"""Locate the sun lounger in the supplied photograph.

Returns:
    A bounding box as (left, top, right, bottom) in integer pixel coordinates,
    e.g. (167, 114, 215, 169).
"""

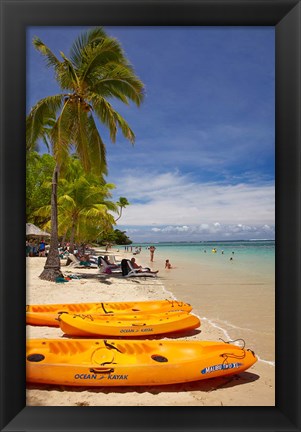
(98, 257, 122, 274)
(121, 259, 157, 278)
(67, 254, 98, 269)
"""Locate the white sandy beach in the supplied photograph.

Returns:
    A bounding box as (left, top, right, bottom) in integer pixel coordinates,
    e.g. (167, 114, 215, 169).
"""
(26, 251, 275, 406)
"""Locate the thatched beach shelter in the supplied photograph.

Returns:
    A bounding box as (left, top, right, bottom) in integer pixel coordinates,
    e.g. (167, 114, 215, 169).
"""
(26, 223, 50, 238)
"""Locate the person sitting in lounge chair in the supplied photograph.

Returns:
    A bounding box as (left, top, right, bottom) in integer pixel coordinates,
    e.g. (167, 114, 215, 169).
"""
(127, 258, 158, 276)
(98, 256, 122, 274)
(103, 255, 120, 268)
(68, 253, 98, 269)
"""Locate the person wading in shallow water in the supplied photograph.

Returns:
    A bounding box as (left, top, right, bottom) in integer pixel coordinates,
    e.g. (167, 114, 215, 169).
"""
(149, 245, 156, 262)
(165, 259, 173, 269)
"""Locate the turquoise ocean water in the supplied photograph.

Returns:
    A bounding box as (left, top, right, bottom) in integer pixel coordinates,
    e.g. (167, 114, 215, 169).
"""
(130, 240, 275, 280)
(130, 239, 274, 259)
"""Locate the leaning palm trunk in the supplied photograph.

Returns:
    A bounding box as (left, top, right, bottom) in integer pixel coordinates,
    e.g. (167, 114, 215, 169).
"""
(39, 164, 63, 281)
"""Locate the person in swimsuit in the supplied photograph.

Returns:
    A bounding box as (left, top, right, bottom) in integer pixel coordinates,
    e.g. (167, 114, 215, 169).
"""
(149, 245, 156, 262)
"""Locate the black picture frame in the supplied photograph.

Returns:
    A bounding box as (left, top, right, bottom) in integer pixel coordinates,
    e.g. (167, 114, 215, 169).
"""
(1, 1, 300, 431)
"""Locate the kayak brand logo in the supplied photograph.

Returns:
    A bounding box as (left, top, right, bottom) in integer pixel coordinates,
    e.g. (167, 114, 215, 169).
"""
(74, 373, 128, 381)
(120, 328, 153, 333)
(201, 362, 243, 375)
(74, 373, 99, 380)
(107, 374, 128, 380)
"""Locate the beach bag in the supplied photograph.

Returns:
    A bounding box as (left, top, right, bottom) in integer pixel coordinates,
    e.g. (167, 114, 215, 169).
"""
(121, 259, 129, 276)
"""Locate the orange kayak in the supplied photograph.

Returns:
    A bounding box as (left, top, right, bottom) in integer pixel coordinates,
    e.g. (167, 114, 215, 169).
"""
(26, 338, 257, 386)
(58, 311, 200, 337)
(26, 300, 192, 327)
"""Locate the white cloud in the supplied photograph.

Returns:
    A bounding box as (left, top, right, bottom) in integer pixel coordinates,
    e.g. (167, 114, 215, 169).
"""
(113, 171, 275, 229)
(118, 222, 275, 242)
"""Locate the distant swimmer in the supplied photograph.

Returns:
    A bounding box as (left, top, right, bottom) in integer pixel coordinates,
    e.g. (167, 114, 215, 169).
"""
(165, 259, 172, 269)
(230, 257, 233, 261)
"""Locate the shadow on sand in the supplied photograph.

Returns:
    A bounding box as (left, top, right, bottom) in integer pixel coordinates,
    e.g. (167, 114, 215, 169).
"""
(26, 371, 259, 397)
(63, 267, 160, 285)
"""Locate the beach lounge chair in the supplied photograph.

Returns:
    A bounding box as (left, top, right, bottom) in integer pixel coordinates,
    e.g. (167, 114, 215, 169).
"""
(108, 254, 122, 265)
(67, 254, 98, 269)
(121, 259, 157, 278)
(98, 257, 122, 274)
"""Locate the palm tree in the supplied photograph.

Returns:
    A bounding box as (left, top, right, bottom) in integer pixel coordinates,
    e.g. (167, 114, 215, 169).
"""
(26, 27, 144, 280)
(57, 174, 117, 253)
(115, 197, 130, 222)
(35, 158, 118, 253)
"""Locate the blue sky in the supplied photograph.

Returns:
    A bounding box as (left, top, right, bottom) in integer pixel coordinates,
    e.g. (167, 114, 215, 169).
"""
(27, 26, 275, 242)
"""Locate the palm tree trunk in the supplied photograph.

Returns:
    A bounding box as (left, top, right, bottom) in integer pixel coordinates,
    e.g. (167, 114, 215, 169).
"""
(114, 208, 122, 223)
(39, 163, 63, 281)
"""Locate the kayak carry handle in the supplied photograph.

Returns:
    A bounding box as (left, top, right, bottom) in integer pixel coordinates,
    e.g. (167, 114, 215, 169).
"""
(56, 311, 69, 321)
(131, 323, 146, 326)
(89, 367, 114, 374)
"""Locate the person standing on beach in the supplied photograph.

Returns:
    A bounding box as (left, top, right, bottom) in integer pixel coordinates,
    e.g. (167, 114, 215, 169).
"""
(149, 245, 156, 262)
(38, 239, 46, 257)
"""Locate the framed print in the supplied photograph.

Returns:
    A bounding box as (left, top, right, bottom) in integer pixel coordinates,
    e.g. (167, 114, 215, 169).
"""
(1, 0, 300, 431)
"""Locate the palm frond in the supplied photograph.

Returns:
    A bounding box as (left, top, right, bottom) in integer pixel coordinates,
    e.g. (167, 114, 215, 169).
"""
(89, 63, 145, 106)
(26, 95, 64, 151)
(86, 113, 108, 176)
(50, 100, 74, 168)
(58, 51, 80, 91)
(71, 102, 91, 171)
(91, 96, 135, 144)
(33, 205, 52, 218)
(79, 37, 128, 86)
(81, 206, 115, 223)
(69, 27, 108, 67)
(58, 194, 76, 207)
(33, 37, 61, 72)
(103, 200, 118, 212)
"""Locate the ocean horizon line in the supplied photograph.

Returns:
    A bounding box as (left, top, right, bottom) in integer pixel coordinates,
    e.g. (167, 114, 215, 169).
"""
(125, 239, 275, 245)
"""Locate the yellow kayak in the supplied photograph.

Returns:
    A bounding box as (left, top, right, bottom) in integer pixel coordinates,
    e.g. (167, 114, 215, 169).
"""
(26, 299, 192, 327)
(26, 338, 257, 386)
(58, 311, 200, 337)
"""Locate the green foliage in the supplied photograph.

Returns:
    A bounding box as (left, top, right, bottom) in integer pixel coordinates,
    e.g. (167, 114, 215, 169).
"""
(26, 152, 55, 224)
(32, 155, 122, 245)
(100, 229, 132, 245)
(113, 229, 132, 245)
